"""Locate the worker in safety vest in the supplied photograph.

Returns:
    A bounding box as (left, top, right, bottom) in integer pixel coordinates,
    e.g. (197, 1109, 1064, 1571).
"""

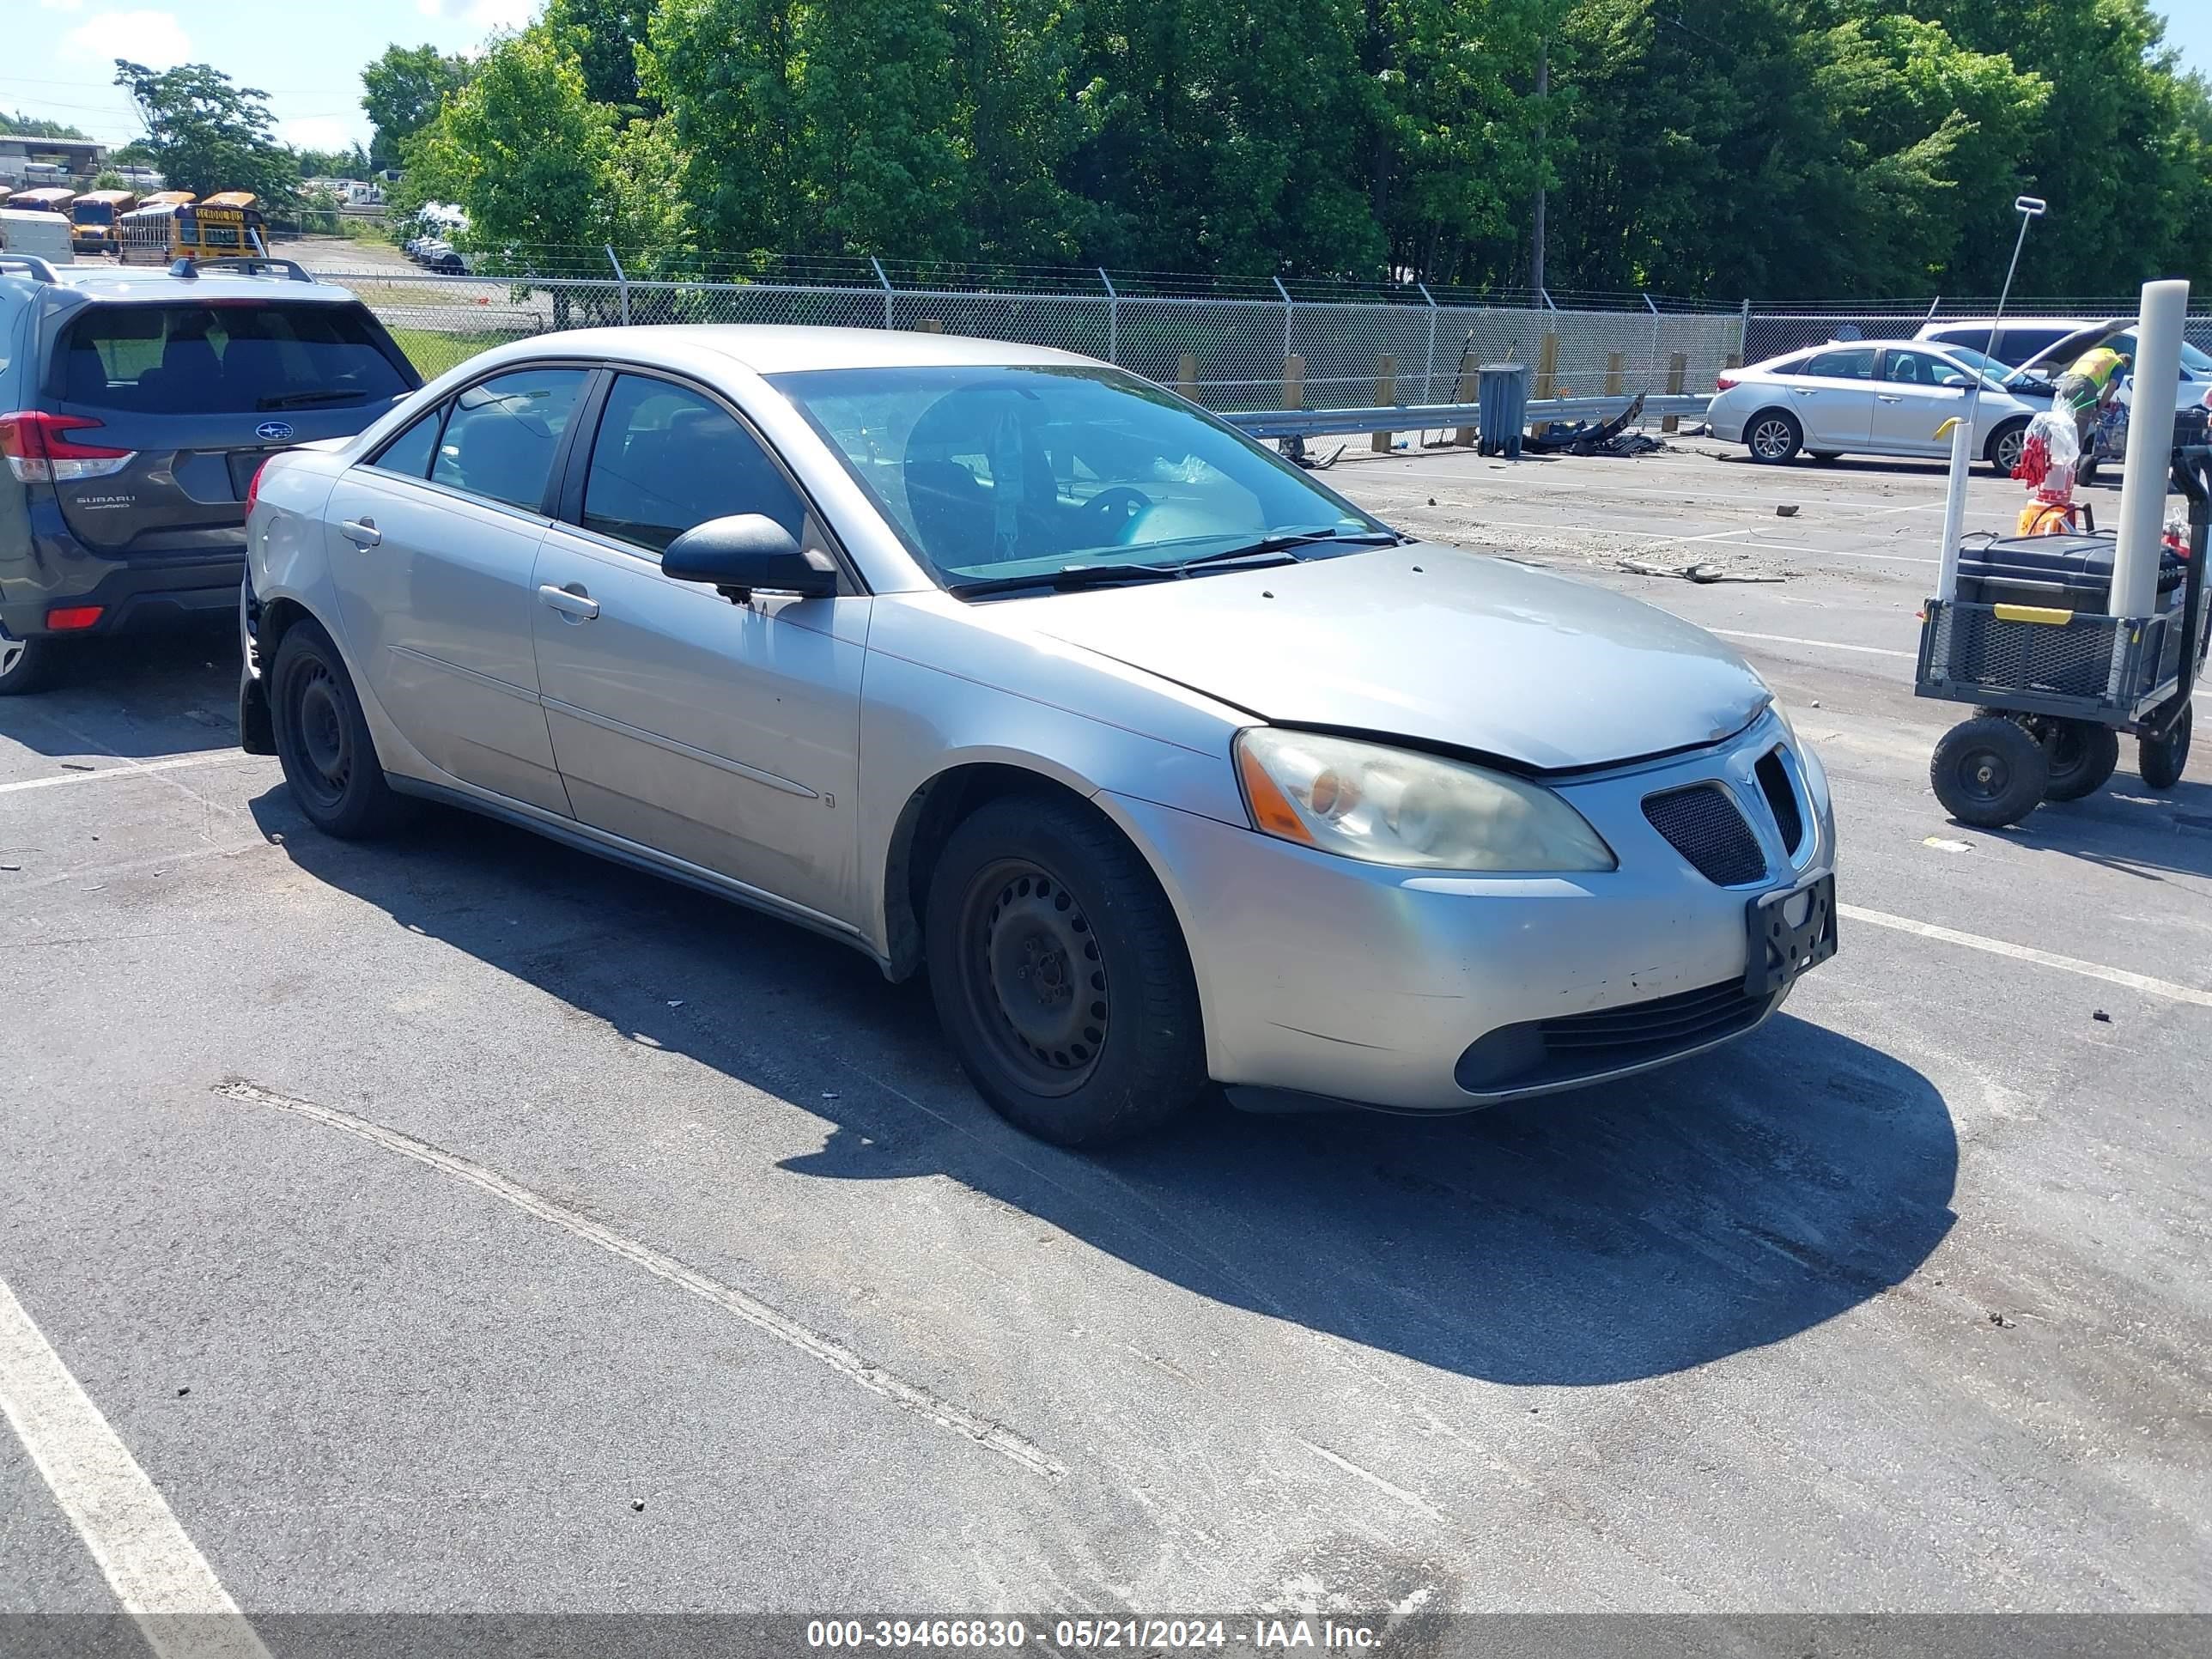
(2052, 344, 2130, 450)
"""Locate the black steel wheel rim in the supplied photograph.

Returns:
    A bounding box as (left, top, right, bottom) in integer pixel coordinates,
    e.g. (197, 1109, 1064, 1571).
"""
(2046, 723, 2088, 780)
(1954, 743, 2014, 804)
(285, 660, 351, 809)
(1750, 418, 1793, 459)
(962, 858, 1109, 1096)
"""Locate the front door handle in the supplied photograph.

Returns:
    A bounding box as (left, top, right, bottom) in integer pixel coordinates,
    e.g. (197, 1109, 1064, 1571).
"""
(339, 518, 380, 547)
(538, 582, 599, 622)
(1876, 393, 1904, 403)
(1790, 387, 1816, 397)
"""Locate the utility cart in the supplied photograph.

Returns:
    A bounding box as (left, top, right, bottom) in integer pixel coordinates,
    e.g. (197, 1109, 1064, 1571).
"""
(1917, 445, 2207, 826)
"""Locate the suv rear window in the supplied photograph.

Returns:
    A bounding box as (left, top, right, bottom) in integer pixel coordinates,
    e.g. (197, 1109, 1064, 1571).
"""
(56, 301, 413, 414)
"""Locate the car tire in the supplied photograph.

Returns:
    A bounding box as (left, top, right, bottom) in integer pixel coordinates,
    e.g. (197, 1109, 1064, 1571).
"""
(925, 793, 1207, 1147)
(2137, 704, 2192, 792)
(0, 626, 59, 697)
(2041, 719, 2120, 801)
(1986, 419, 2031, 477)
(1746, 410, 1802, 464)
(1808, 450, 1841, 464)
(1931, 715, 2048, 827)
(270, 619, 410, 839)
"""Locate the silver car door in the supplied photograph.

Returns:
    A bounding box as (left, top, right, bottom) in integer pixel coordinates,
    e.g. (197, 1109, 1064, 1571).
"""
(320, 364, 592, 815)
(1793, 345, 1880, 450)
(1870, 347, 1962, 454)
(528, 369, 868, 926)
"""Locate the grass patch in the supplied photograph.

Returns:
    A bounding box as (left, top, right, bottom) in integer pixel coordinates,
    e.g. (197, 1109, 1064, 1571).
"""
(385, 325, 533, 379)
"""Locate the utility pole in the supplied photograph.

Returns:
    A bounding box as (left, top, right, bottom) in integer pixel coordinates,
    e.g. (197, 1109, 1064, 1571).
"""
(1530, 38, 1548, 295)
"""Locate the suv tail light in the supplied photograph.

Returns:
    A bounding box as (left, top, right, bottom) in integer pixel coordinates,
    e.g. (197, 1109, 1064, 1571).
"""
(1715, 375, 1739, 392)
(0, 411, 136, 483)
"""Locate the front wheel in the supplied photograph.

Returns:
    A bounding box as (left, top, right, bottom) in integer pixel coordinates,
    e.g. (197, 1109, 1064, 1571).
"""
(1746, 410, 1802, 464)
(925, 795, 1208, 1146)
(270, 619, 410, 839)
(0, 625, 59, 697)
(1931, 715, 2048, 828)
(1986, 421, 2030, 478)
(2138, 704, 2192, 791)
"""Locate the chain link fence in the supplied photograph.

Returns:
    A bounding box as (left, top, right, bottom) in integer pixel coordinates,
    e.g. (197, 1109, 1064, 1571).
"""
(315, 248, 1747, 417)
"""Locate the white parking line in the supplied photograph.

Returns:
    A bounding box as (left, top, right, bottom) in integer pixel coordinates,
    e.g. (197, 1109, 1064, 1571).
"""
(212, 1080, 1066, 1480)
(1708, 629, 1917, 659)
(0, 754, 242, 795)
(1840, 905, 2212, 1009)
(0, 1276, 270, 1659)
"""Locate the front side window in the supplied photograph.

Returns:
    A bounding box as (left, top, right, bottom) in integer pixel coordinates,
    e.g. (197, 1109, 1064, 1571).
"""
(1802, 348, 1877, 380)
(581, 374, 806, 554)
(57, 301, 414, 414)
(769, 364, 1381, 586)
(369, 407, 442, 479)
(1881, 349, 1957, 387)
(430, 367, 587, 513)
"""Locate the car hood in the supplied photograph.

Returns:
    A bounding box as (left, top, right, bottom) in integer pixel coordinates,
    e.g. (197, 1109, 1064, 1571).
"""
(1026, 545, 1771, 770)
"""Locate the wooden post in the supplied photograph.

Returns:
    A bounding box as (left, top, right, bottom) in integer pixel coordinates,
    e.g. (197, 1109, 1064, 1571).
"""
(1605, 351, 1624, 398)
(1282, 354, 1306, 409)
(1371, 353, 1397, 453)
(1534, 332, 1560, 402)
(1452, 338, 1480, 447)
(1662, 349, 1686, 433)
(1177, 351, 1198, 401)
(915, 318, 943, 333)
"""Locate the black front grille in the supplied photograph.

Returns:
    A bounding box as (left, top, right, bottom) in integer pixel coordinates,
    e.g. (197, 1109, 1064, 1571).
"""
(1455, 979, 1771, 1094)
(1755, 748, 1804, 857)
(1643, 783, 1766, 885)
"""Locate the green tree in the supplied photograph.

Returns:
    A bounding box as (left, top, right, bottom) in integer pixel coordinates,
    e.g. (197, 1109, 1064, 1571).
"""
(549, 0, 659, 112)
(90, 169, 132, 191)
(2, 112, 89, 140)
(294, 142, 373, 179)
(362, 43, 473, 172)
(112, 60, 299, 208)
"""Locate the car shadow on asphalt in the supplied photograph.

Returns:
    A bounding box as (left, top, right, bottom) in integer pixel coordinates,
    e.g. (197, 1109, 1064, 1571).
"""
(251, 788, 1960, 1391)
(0, 622, 240, 760)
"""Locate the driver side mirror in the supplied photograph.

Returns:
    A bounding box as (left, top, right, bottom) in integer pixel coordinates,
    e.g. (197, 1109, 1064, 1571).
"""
(1938, 373, 1971, 388)
(662, 514, 837, 603)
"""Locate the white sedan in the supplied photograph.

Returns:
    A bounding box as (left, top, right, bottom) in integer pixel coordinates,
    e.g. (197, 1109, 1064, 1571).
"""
(1708, 340, 2043, 472)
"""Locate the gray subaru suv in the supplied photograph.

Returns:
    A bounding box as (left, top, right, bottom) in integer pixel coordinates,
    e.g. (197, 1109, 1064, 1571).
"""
(0, 253, 421, 694)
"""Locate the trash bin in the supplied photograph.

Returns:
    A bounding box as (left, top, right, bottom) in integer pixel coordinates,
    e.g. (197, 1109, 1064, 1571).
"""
(1478, 362, 1528, 459)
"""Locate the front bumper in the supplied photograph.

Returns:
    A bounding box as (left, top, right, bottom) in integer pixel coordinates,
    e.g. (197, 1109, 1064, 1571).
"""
(1108, 709, 1835, 1114)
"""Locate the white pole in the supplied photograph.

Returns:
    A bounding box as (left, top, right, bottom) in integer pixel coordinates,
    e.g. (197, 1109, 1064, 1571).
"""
(2112, 277, 2189, 618)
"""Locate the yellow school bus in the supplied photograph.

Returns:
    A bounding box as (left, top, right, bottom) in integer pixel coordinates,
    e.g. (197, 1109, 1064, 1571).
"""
(118, 191, 265, 264)
(70, 189, 138, 255)
(6, 186, 77, 216)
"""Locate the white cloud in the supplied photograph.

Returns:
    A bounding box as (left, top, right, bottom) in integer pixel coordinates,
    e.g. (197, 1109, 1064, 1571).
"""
(416, 0, 537, 28)
(39, 0, 87, 13)
(279, 116, 362, 157)
(60, 9, 191, 70)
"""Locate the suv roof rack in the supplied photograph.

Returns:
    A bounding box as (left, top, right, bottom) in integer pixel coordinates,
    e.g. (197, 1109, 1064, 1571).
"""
(0, 254, 60, 283)
(167, 256, 316, 284)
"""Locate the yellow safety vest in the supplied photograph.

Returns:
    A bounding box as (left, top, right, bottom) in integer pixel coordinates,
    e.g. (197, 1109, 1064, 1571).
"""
(2068, 347, 2126, 394)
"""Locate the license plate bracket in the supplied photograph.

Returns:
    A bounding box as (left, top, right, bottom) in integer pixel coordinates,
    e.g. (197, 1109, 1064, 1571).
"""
(1745, 872, 1837, 995)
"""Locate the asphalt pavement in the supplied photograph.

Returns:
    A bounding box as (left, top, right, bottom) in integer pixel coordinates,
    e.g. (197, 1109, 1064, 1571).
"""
(2, 436, 2208, 1633)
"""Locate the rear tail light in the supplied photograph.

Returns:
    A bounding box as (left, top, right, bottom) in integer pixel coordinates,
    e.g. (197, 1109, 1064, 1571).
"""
(245, 459, 270, 514)
(0, 411, 136, 483)
(46, 605, 104, 630)
(1715, 375, 1739, 392)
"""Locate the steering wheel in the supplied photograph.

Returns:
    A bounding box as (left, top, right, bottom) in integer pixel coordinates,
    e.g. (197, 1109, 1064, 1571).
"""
(1084, 486, 1152, 539)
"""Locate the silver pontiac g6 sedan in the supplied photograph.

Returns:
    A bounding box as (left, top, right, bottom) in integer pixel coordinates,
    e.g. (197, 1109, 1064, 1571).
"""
(240, 326, 1837, 1146)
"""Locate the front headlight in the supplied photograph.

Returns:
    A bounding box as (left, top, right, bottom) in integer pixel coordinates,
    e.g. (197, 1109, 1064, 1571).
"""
(1235, 728, 1616, 872)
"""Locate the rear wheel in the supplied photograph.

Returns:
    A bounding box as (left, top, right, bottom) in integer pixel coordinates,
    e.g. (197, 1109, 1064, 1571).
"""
(0, 625, 58, 697)
(2138, 704, 2192, 791)
(1746, 410, 1802, 464)
(1931, 715, 2048, 828)
(925, 794, 1207, 1146)
(2041, 719, 2120, 801)
(270, 619, 410, 838)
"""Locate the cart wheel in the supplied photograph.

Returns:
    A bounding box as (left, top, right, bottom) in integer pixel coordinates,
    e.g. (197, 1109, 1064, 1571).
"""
(2137, 704, 2192, 792)
(1931, 716, 2049, 827)
(2042, 720, 2121, 802)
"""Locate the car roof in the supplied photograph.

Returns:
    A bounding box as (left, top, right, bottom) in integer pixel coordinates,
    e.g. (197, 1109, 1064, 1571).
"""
(459, 323, 1098, 378)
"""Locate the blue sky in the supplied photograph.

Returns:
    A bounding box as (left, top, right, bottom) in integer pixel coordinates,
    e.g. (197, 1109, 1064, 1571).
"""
(3, 0, 2210, 162)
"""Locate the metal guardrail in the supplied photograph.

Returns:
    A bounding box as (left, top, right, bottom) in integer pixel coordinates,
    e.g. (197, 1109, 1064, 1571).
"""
(1224, 393, 1714, 441)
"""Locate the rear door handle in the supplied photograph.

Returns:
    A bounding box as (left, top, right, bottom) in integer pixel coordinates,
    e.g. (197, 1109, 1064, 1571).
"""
(339, 518, 380, 547)
(1790, 387, 1816, 397)
(1876, 393, 1904, 403)
(538, 583, 599, 622)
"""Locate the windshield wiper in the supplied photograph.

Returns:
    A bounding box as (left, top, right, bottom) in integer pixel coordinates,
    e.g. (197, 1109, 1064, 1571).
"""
(1183, 526, 1401, 566)
(946, 562, 1185, 598)
(257, 389, 368, 410)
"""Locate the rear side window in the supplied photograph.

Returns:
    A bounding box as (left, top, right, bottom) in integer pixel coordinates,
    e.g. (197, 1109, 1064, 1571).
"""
(1802, 348, 1876, 380)
(57, 301, 414, 415)
(431, 367, 587, 513)
(580, 374, 806, 554)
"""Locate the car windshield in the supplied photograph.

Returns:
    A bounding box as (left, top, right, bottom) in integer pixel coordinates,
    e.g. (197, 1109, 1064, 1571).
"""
(58, 301, 414, 414)
(768, 363, 1386, 590)
(1940, 344, 2010, 382)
